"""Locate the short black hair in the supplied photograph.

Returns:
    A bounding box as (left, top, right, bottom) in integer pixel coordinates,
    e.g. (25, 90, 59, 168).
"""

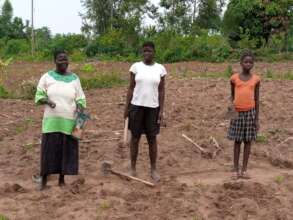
(53, 49, 67, 60)
(240, 49, 255, 62)
(142, 41, 155, 50)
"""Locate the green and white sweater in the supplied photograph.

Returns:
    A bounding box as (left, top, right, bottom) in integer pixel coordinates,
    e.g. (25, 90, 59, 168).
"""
(35, 70, 86, 135)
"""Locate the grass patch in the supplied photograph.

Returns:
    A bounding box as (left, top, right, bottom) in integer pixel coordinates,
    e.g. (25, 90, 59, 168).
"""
(19, 79, 37, 100)
(15, 118, 34, 134)
(0, 84, 9, 98)
(275, 175, 285, 185)
(96, 200, 111, 220)
(81, 72, 126, 90)
(265, 69, 274, 79)
(282, 71, 293, 80)
(80, 63, 95, 73)
(256, 134, 268, 143)
(0, 215, 9, 220)
(224, 65, 233, 78)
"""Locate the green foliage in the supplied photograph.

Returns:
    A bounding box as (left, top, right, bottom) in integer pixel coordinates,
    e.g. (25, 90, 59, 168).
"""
(0, 84, 9, 98)
(80, 63, 95, 73)
(0, 215, 9, 220)
(256, 134, 268, 143)
(275, 175, 285, 184)
(70, 50, 87, 62)
(223, 0, 293, 48)
(0, 0, 292, 63)
(50, 34, 87, 54)
(80, 72, 126, 90)
(4, 39, 30, 55)
(196, 0, 221, 31)
(15, 118, 34, 134)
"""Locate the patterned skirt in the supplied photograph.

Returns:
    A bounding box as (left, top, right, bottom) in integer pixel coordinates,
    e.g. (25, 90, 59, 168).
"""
(228, 108, 257, 142)
(40, 132, 79, 176)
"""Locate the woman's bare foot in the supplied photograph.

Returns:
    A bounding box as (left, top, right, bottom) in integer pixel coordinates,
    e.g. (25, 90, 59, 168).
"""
(151, 169, 160, 182)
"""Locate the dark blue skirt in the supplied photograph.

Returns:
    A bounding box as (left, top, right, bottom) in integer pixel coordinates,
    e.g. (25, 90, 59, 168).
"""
(40, 132, 79, 176)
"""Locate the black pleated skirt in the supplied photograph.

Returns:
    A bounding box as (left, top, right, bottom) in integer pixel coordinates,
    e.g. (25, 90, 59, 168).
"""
(40, 132, 79, 176)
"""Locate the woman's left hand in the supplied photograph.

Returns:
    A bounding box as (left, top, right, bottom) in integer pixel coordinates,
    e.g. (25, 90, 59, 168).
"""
(158, 111, 166, 127)
(76, 104, 84, 113)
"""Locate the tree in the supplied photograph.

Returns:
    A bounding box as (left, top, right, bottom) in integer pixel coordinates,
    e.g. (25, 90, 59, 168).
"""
(158, 0, 194, 34)
(196, 0, 222, 31)
(0, 0, 26, 39)
(223, 0, 293, 48)
(0, 0, 13, 38)
(81, 0, 149, 36)
(81, 0, 112, 36)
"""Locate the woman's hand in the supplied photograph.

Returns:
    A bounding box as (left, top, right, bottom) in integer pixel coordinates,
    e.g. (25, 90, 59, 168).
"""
(47, 100, 56, 108)
(76, 103, 84, 113)
(158, 111, 166, 127)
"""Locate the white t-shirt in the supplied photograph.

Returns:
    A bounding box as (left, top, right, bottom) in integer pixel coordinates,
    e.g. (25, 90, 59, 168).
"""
(129, 61, 167, 108)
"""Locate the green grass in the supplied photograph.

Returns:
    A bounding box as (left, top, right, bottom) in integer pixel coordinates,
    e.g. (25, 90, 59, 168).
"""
(80, 63, 96, 73)
(0, 215, 9, 220)
(0, 84, 9, 98)
(15, 118, 34, 134)
(174, 70, 293, 81)
(256, 134, 268, 143)
(265, 69, 274, 79)
(96, 200, 111, 220)
(81, 72, 126, 90)
(275, 175, 285, 185)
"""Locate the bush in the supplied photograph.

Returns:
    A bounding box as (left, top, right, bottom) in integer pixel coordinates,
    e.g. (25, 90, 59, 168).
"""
(0, 84, 9, 98)
(4, 39, 30, 56)
(80, 72, 126, 90)
(70, 50, 87, 62)
(80, 63, 95, 73)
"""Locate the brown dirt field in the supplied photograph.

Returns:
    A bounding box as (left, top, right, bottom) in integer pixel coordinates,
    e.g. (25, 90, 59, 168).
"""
(0, 61, 293, 220)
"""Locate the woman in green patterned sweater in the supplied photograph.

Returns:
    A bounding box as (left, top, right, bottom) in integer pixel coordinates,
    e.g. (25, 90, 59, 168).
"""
(35, 50, 86, 190)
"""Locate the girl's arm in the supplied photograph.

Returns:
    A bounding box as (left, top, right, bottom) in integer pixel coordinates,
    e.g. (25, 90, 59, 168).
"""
(255, 82, 260, 130)
(230, 81, 235, 103)
(124, 72, 136, 119)
(158, 76, 165, 123)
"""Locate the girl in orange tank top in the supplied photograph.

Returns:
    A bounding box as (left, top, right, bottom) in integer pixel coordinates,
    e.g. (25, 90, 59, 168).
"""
(227, 50, 260, 180)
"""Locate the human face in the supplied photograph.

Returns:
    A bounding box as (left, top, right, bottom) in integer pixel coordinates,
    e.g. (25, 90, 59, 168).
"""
(55, 53, 69, 73)
(143, 46, 155, 64)
(241, 56, 254, 73)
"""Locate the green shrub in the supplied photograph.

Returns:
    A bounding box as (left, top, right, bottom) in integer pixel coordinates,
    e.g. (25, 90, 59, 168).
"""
(70, 50, 87, 62)
(4, 39, 30, 56)
(256, 134, 268, 143)
(80, 63, 95, 73)
(0, 84, 9, 98)
(80, 73, 126, 90)
(0, 214, 9, 220)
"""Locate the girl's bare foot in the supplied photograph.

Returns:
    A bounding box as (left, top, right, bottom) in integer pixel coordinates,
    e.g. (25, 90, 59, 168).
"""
(240, 171, 251, 179)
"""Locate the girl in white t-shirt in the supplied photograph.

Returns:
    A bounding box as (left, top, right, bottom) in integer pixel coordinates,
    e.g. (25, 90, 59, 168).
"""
(124, 42, 167, 182)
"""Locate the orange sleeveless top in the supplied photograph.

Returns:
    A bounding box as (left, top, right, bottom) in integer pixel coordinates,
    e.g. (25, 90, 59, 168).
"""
(231, 73, 260, 112)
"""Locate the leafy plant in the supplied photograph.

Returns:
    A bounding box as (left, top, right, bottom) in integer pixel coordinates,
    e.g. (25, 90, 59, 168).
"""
(80, 63, 95, 73)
